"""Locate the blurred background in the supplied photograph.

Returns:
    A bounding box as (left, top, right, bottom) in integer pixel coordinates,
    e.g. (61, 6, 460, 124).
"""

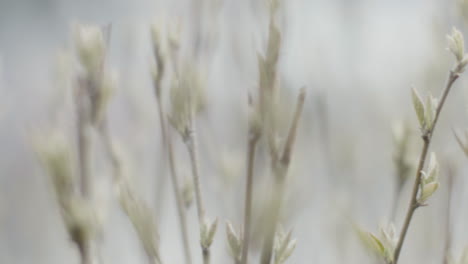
(2, 0, 468, 263)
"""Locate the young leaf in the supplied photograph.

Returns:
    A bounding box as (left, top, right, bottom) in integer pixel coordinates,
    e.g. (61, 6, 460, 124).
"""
(411, 87, 426, 129)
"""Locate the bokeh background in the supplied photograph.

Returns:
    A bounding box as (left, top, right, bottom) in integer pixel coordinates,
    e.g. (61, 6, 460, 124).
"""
(2, 0, 468, 263)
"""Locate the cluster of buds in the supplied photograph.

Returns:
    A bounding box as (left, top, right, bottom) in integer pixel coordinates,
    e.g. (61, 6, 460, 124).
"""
(168, 76, 192, 140)
(117, 178, 162, 263)
(447, 27, 468, 74)
(168, 64, 206, 141)
(273, 226, 297, 264)
(411, 86, 438, 134)
(74, 24, 116, 125)
(257, 15, 280, 122)
(35, 131, 99, 251)
(225, 220, 243, 262)
(74, 24, 105, 75)
(357, 223, 398, 264)
(200, 217, 218, 250)
(379, 224, 398, 262)
(418, 153, 440, 205)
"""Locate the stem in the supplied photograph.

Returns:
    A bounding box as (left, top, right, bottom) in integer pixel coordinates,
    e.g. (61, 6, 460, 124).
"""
(185, 120, 211, 263)
(259, 88, 306, 264)
(203, 248, 210, 264)
(148, 255, 162, 264)
(186, 121, 205, 223)
(160, 102, 193, 264)
(78, 239, 92, 264)
(150, 27, 191, 263)
(259, 181, 285, 264)
(392, 71, 459, 264)
(98, 120, 120, 182)
(241, 132, 260, 264)
(155, 94, 192, 264)
(75, 78, 94, 264)
(443, 164, 455, 264)
(76, 81, 92, 197)
(152, 29, 168, 222)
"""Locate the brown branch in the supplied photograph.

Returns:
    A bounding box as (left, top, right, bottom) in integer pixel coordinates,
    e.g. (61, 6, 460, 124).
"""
(240, 130, 260, 264)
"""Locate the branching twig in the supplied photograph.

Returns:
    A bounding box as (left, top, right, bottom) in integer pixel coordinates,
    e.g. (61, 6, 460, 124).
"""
(150, 23, 192, 264)
(156, 98, 193, 264)
(184, 120, 211, 264)
(392, 70, 459, 264)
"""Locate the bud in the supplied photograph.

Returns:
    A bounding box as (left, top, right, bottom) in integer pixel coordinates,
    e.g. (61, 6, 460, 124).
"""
(226, 221, 242, 262)
(411, 86, 426, 130)
(62, 196, 98, 246)
(168, 76, 191, 139)
(34, 131, 74, 203)
(448, 27, 466, 62)
(117, 179, 161, 261)
(355, 224, 395, 263)
(418, 152, 440, 204)
(419, 181, 439, 203)
(181, 178, 194, 208)
(200, 217, 218, 249)
(424, 93, 437, 129)
(380, 223, 397, 261)
(460, 57, 468, 72)
(274, 227, 297, 264)
(425, 152, 439, 183)
(150, 23, 167, 97)
(74, 24, 105, 74)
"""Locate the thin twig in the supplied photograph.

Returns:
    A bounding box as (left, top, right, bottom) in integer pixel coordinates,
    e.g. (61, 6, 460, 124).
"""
(76, 79, 92, 197)
(150, 24, 192, 263)
(240, 131, 260, 264)
(185, 119, 210, 264)
(443, 162, 456, 264)
(74, 75, 93, 264)
(157, 100, 193, 264)
(78, 240, 93, 264)
(202, 248, 210, 264)
(392, 71, 459, 264)
(260, 88, 306, 264)
(259, 182, 285, 264)
(98, 119, 121, 182)
(186, 121, 205, 223)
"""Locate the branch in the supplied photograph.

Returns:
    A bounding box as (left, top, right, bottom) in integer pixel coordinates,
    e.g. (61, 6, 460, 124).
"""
(260, 88, 306, 264)
(392, 70, 459, 264)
